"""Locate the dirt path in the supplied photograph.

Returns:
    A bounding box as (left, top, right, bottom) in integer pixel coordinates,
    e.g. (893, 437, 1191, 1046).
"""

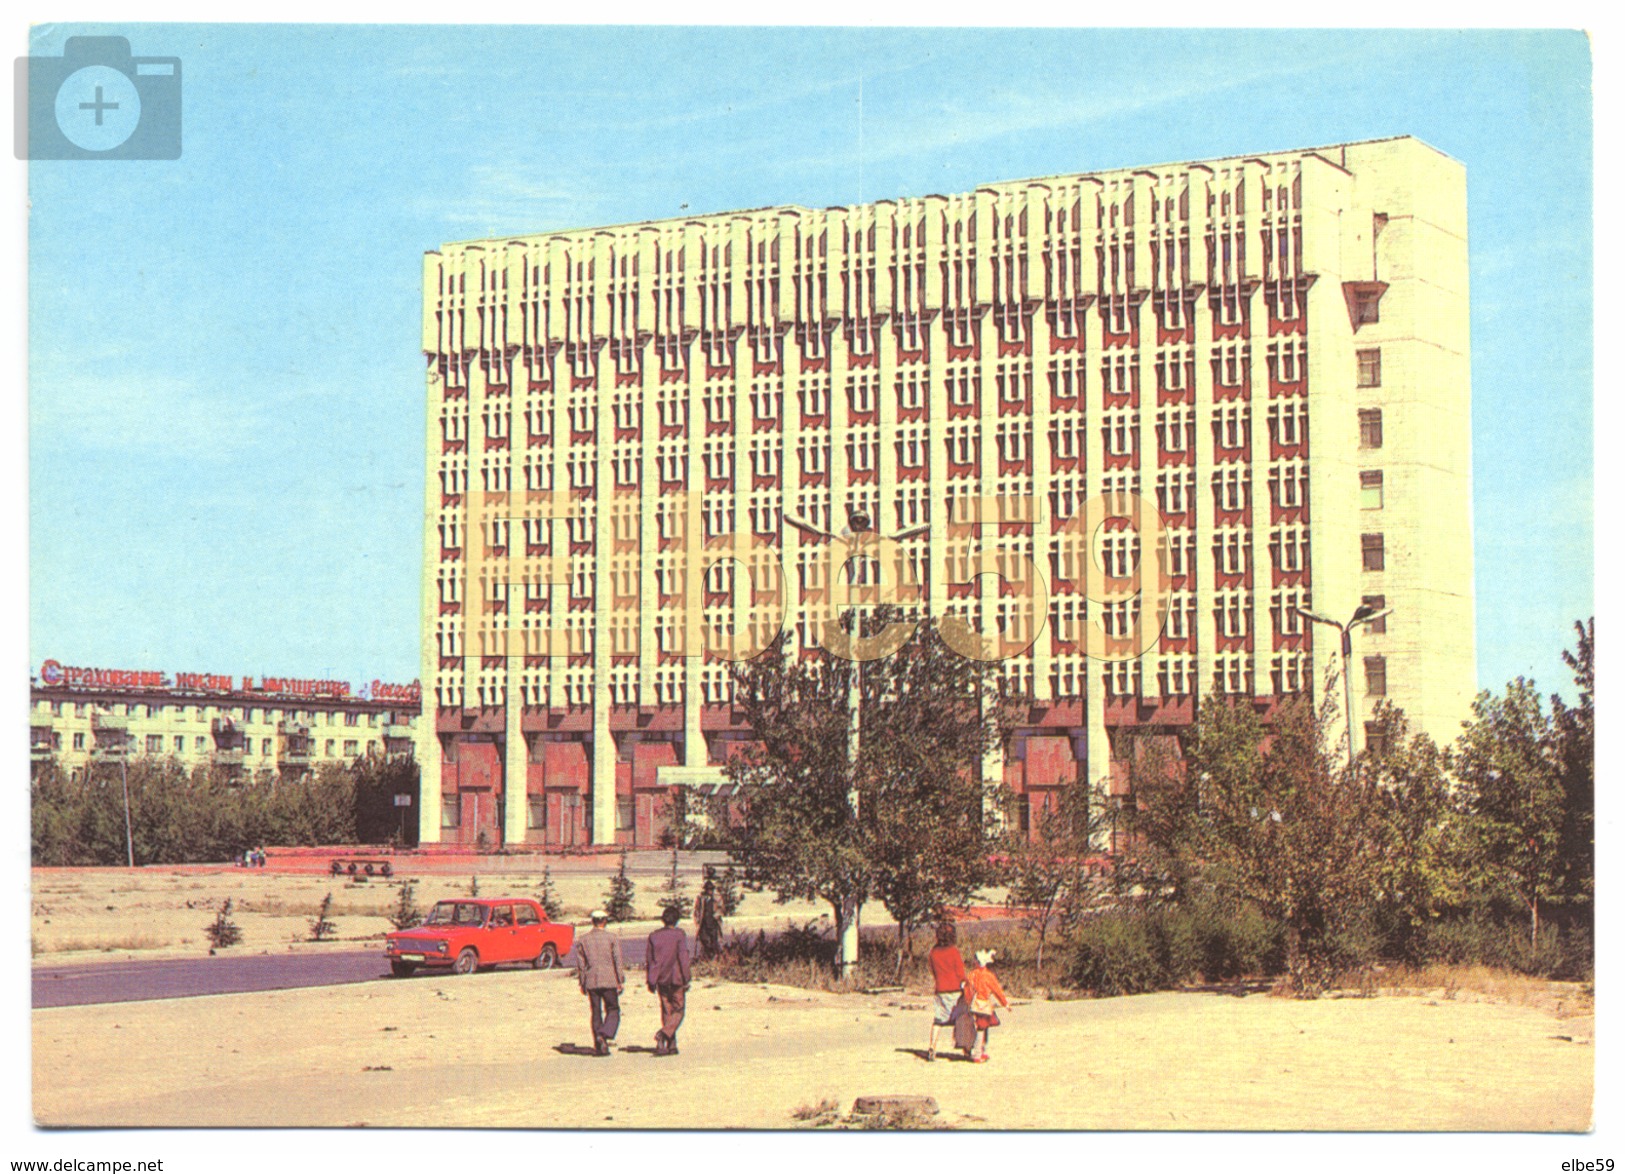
(33, 968, 1591, 1131)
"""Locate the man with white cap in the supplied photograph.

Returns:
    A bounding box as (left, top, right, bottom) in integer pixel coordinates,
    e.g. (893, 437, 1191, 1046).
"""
(575, 909, 625, 1056)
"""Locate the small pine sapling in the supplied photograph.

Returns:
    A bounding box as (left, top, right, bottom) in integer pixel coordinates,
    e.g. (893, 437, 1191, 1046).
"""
(536, 865, 564, 921)
(390, 879, 422, 930)
(204, 898, 242, 949)
(309, 892, 337, 942)
(602, 850, 637, 922)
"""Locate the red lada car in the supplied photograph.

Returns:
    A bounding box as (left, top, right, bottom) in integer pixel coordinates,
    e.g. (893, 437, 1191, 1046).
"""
(384, 897, 575, 978)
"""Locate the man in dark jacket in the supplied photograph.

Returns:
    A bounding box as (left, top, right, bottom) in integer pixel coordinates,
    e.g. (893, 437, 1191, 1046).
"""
(645, 904, 691, 1055)
(575, 910, 625, 1056)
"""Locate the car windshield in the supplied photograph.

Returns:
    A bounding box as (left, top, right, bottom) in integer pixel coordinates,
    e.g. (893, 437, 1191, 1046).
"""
(423, 901, 486, 927)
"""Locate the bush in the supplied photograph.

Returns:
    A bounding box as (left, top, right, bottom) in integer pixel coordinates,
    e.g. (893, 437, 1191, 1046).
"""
(1419, 914, 1593, 981)
(389, 880, 422, 930)
(1069, 900, 1286, 997)
(1069, 912, 1167, 997)
(602, 851, 637, 922)
(309, 892, 337, 942)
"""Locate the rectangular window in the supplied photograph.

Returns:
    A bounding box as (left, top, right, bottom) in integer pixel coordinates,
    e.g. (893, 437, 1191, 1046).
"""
(528, 794, 547, 831)
(73, 732, 86, 751)
(1356, 349, 1382, 388)
(262, 738, 273, 755)
(441, 795, 460, 829)
(344, 739, 359, 757)
(1358, 409, 1384, 449)
(345, 712, 359, 727)
(174, 735, 184, 754)
(617, 798, 634, 832)
(325, 739, 336, 756)
(1361, 595, 1387, 634)
(146, 735, 163, 754)
(1364, 656, 1388, 697)
(1360, 470, 1384, 510)
(1364, 721, 1390, 757)
(195, 736, 207, 752)
(1362, 533, 1385, 572)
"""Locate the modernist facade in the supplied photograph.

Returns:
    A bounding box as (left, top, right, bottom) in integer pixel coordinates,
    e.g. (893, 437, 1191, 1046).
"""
(30, 660, 420, 780)
(418, 135, 1475, 849)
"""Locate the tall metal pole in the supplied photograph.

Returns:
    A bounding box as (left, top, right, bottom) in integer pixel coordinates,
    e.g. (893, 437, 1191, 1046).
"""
(120, 752, 134, 868)
(1297, 605, 1392, 772)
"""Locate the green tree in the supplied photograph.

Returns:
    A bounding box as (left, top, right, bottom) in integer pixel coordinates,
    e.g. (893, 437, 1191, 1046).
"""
(602, 850, 637, 922)
(1359, 702, 1472, 957)
(1000, 779, 1112, 975)
(205, 899, 242, 949)
(725, 613, 1009, 976)
(1549, 619, 1594, 912)
(1452, 677, 1569, 948)
(1131, 691, 1391, 995)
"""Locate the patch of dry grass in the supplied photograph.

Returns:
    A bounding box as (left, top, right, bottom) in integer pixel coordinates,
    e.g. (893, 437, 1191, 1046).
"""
(1374, 962, 1594, 1016)
(34, 933, 171, 955)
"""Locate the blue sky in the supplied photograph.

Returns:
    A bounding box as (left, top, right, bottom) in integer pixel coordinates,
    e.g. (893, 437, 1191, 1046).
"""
(27, 25, 1593, 699)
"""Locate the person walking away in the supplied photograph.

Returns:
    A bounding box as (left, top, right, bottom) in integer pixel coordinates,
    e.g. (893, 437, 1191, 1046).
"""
(694, 878, 723, 960)
(964, 949, 1011, 1063)
(925, 921, 967, 1062)
(574, 910, 625, 1056)
(646, 904, 691, 1055)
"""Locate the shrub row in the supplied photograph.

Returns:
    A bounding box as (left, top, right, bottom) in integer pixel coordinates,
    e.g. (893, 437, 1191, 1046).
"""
(1068, 899, 1283, 996)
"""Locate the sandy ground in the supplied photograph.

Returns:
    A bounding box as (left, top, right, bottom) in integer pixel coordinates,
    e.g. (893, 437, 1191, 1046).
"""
(28, 863, 1595, 1131)
(33, 969, 1592, 1130)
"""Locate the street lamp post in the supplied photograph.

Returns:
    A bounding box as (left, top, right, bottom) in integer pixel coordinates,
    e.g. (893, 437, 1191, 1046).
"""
(1296, 603, 1393, 770)
(783, 506, 928, 978)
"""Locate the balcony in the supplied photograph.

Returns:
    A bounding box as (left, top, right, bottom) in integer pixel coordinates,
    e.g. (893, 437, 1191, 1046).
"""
(30, 728, 58, 759)
(213, 749, 246, 766)
(382, 722, 413, 741)
(89, 737, 131, 760)
(91, 710, 130, 732)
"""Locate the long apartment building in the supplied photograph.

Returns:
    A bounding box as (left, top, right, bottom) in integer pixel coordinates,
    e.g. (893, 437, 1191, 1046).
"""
(418, 135, 1475, 849)
(31, 659, 421, 780)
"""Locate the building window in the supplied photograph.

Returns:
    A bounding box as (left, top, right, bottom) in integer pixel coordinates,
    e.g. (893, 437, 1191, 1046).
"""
(325, 739, 336, 756)
(1364, 721, 1391, 757)
(75, 703, 86, 716)
(1364, 655, 1388, 697)
(344, 739, 359, 757)
(441, 796, 460, 829)
(1358, 409, 1384, 449)
(195, 736, 207, 752)
(345, 712, 359, 727)
(145, 735, 163, 754)
(262, 738, 273, 755)
(617, 798, 634, 832)
(1357, 349, 1382, 388)
(1361, 595, 1387, 634)
(1352, 290, 1381, 326)
(1362, 533, 1385, 572)
(528, 795, 547, 831)
(73, 733, 85, 750)
(1360, 470, 1384, 510)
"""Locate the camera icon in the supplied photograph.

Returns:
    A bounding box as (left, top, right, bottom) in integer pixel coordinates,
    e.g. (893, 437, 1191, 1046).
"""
(15, 35, 181, 160)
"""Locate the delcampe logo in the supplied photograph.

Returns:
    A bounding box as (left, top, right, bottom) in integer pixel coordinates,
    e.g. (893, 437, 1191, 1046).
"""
(15, 35, 181, 159)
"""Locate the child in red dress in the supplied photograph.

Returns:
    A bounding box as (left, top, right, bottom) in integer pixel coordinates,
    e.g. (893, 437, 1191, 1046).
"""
(963, 948, 1011, 1063)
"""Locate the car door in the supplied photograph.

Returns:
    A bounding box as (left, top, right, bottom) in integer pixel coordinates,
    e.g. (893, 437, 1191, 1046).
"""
(511, 901, 544, 961)
(485, 902, 519, 962)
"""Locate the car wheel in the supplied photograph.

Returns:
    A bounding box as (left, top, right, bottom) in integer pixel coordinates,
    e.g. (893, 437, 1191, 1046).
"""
(533, 943, 559, 970)
(390, 961, 417, 978)
(453, 948, 478, 975)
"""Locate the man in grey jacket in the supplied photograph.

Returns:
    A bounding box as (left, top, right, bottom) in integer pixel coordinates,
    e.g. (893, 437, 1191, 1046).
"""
(645, 904, 691, 1056)
(575, 910, 625, 1056)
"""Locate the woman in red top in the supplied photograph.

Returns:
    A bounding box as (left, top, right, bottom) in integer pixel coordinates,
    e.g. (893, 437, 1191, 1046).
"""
(925, 921, 967, 1062)
(964, 948, 1011, 1063)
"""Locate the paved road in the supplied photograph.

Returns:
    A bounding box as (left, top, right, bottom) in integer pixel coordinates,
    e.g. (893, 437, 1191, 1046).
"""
(32, 936, 651, 1009)
(33, 916, 1022, 1009)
